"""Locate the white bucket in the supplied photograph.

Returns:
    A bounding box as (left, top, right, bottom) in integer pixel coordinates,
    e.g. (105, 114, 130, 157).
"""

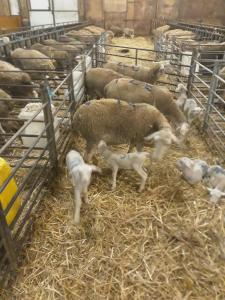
(72, 70, 85, 102)
(18, 103, 60, 148)
(86, 55, 92, 71)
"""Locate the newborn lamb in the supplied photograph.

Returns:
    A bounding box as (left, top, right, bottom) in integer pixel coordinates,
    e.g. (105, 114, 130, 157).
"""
(98, 140, 150, 192)
(66, 150, 101, 224)
(176, 157, 208, 185)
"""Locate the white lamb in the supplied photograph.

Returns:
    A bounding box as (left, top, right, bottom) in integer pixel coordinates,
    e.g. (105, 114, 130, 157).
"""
(204, 165, 225, 204)
(98, 140, 150, 192)
(176, 157, 208, 185)
(207, 188, 225, 204)
(183, 98, 203, 125)
(175, 83, 187, 109)
(66, 150, 101, 224)
(175, 83, 203, 124)
(204, 165, 225, 190)
(123, 28, 135, 39)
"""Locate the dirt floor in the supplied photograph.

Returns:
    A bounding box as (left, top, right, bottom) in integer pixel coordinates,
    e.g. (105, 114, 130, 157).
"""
(1, 37, 225, 300)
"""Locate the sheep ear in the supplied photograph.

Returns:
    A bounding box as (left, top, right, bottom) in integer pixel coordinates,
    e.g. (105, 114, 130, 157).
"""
(207, 187, 213, 193)
(171, 133, 180, 144)
(145, 132, 158, 141)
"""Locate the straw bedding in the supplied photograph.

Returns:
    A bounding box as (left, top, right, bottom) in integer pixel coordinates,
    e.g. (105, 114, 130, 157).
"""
(1, 37, 225, 300)
(107, 36, 156, 67)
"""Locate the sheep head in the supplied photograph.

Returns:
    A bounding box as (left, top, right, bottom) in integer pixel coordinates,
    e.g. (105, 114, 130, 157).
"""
(207, 187, 225, 204)
(177, 122, 190, 142)
(98, 140, 108, 154)
(144, 128, 179, 160)
(175, 83, 187, 94)
(188, 107, 204, 125)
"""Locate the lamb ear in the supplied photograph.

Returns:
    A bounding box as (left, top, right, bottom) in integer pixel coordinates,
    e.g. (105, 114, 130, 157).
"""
(170, 133, 180, 144)
(145, 132, 158, 141)
(207, 187, 213, 193)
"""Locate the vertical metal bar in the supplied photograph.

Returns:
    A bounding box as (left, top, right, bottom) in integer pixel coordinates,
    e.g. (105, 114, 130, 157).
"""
(93, 44, 97, 68)
(82, 55, 87, 101)
(187, 49, 198, 97)
(202, 61, 220, 131)
(135, 49, 138, 66)
(51, 0, 56, 28)
(68, 69, 75, 124)
(0, 202, 17, 271)
(40, 83, 58, 170)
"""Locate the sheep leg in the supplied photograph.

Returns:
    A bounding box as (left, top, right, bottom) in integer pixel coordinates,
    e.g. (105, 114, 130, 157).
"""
(82, 184, 89, 204)
(111, 165, 119, 191)
(136, 143, 143, 152)
(74, 188, 82, 224)
(84, 143, 96, 163)
(128, 143, 135, 153)
(133, 164, 147, 193)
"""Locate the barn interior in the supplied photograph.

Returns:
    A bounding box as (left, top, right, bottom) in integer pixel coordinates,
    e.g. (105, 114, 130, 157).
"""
(0, 0, 225, 299)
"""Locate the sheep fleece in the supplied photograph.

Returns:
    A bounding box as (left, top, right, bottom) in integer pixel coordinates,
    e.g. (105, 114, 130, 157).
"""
(104, 78, 186, 124)
(72, 99, 170, 145)
(85, 68, 126, 98)
(103, 62, 162, 84)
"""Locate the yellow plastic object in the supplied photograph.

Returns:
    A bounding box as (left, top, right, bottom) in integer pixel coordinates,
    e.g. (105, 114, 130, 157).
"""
(0, 158, 20, 225)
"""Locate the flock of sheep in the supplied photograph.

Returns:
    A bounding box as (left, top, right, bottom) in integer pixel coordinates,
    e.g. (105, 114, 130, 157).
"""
(66, 57, 225, 224)
(0, 24, 224, 225)
(0, 25, 109, 135)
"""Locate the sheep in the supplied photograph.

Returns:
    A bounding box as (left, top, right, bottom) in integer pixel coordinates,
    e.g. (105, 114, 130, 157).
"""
(176, 157, 208, 185)
(175, 83, 188, 110)
(98, 140, 149, 192)
(104, 78, 189, 140)
(42, 39, 82, 56)
(57, 36, 86, 51)
(175, 83, 203, 124)
(103, 61, 165, 84)
(31, 43, 70, 70)
(72, 99, 179, 162)
(84, 26, 105, 35)
(123, 28, 134, 39)
(66, 150, 101, 224)
(153, 25, 170, 39)
(66, 29, 96, 44)
(0, 89, 21, 135)
(85, 68, 126, 99)
(110, 25, 123, 37)
(0, 88, 13, 110)
(0, 60, 37, 98)
(11, 48, 56, 80)
(207, 188, 225, 204)
(183, 99, 203, 125)
(204, 165, 225, 192)
(105, 31, 114, 44)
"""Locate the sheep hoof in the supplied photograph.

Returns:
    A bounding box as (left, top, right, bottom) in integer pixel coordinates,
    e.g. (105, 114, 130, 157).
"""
(111, 186, 116, 191)
(73, 217, 80, 225)
(138, 187, 144, 193)
(84, 198, 89, 204)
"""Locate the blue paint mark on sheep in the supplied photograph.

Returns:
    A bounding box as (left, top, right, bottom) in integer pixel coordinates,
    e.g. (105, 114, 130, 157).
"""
(144, 83, 152, 92)
(85, 101, 91, 106)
